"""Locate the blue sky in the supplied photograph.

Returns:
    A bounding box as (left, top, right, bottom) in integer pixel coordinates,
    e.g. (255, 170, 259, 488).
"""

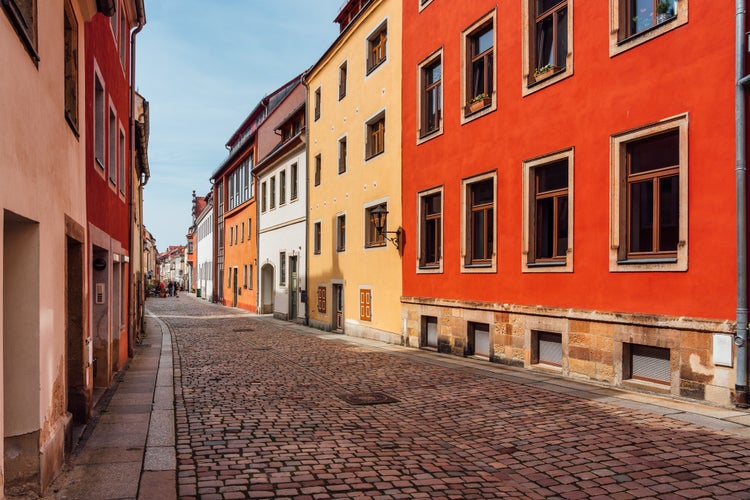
(138, 0, 343, 249)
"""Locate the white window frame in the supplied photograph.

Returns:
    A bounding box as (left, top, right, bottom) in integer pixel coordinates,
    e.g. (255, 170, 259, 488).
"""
(417, 47, 444, 144)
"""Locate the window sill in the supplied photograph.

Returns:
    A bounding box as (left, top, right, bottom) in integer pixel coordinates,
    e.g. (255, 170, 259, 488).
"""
(527, 261, 566, 268)
(617, 257, 677, 265)
(617, 15, 677, 46)
(366, 59, 386, 76)
(365, 151, 384, 162)
(461, 262, 495, 273)
(65, 112, 80, 138)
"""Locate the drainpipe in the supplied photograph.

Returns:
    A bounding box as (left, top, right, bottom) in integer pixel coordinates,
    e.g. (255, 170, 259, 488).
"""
(736, 0, 749, 408)
(128, 0, 146, 358)
(301, 72, 311, 326)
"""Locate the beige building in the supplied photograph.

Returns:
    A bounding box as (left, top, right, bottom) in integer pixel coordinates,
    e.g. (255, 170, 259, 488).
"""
(0, 0, 98, 493)
(306, 0, 403, 342)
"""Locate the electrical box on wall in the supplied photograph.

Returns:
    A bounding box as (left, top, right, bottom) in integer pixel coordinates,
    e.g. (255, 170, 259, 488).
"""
(95, 283, 106, 304)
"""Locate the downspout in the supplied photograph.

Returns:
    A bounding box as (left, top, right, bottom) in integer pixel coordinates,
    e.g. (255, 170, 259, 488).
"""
(128, 0, 146, 357)
(301, 73, 310, 326)
(736, 0, 749, 408)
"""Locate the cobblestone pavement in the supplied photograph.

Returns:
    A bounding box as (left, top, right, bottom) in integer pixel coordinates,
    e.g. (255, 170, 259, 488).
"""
(147, 296, 750, 499)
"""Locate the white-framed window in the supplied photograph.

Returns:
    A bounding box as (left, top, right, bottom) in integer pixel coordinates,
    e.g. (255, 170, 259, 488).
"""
(109, 105, 117, 188)
(119, 125, 126, 196)
(94, 70, 105, 171)
(366, 20, 388, 74)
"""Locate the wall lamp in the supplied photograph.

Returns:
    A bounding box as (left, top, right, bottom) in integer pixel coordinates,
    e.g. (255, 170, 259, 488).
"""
(370, 205, 401, 251)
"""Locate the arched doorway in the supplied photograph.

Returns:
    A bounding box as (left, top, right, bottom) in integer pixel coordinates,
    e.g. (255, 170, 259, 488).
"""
(261, 263, 274, 314)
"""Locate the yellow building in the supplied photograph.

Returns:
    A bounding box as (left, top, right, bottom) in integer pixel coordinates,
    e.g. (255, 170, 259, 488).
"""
(306, 0, 402, 343)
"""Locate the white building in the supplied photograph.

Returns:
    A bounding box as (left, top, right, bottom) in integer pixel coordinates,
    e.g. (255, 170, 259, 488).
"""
(196, 196, 214, 300)
(256, 84, 307, 321)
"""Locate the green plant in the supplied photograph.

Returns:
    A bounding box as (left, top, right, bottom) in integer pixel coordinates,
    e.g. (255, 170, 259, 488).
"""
(533, 64, 555, 77)
(657, 0, 671, 14)
(468, 93, 489, 104)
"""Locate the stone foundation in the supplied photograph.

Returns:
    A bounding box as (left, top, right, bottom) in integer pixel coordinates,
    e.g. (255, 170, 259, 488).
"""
(402, 296, 737, 406)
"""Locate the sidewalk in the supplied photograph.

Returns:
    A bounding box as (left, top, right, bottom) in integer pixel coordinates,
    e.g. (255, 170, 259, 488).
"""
(47, 313, 176, 500)
(46, 293, 750, 498)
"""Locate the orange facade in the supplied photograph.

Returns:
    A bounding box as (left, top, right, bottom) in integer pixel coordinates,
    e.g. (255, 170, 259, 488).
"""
(402, 1, 735, 319)
(215, 149, 257, 312)
(401, 1, 744, 404)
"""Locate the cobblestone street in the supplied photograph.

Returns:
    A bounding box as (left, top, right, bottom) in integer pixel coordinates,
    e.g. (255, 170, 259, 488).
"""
(147, 296, 750, 499)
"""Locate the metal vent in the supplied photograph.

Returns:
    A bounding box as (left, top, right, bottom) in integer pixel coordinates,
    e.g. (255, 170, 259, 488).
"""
(538, 332, 562, 366)
(631, 344, 670, 383)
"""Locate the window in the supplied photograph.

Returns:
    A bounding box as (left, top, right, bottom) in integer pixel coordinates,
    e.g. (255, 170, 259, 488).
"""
(419, 0, 435, 11)
(119, 9, 127, 66)
(313, 221, 322, 255)
(467, 322, 490, 358)
(247, 218, 252, 240)
(531, 0, 568, 80)
(367, 22, 387, 73)
(314, 154, 321, 186)
(64, 0, 78, 132)
(365, 203, 387, 248)
(279, 252, 286, 286)
(610, 115, 687, 271)
(119, 128, 126, 195)
(338, 137, 347, 174)
(314, 87, 321, 121)
(523, 149, 574, 271)
(359, 289, 372, 322)
(270, 176, 276, 209)
(109, 107, 117, 186)
(366, 112, 385, 159)
(95, 75, 105, 169)
(249, 265, 254, 289)
(421, 316, 438, 349)
(317, 286, 327, 313)
(463, 15, 494, 116)
(261, 181, 267, 212)
(290, 163, 298, 200)
(110, 1, 118, 35)
(229, 226, 234, 246)
(2, 0, 38, 61)
(609, 0, 687, 55)
(336, 214, 346, 252)
(241, 222, 245, 242)
(462, 173, 496, 271)
(280, 170, 286, 205)
(339, 62, 347, 99)
(626, 0, 676, 38)
(626, 344, 671, 384)
(419, 52, 442, 139)
(419, 189, 442, 270)
(534, 331, 563, 366)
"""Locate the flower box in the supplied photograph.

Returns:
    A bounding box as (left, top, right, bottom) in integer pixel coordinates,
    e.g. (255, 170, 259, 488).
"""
(467, 97, 491, 114)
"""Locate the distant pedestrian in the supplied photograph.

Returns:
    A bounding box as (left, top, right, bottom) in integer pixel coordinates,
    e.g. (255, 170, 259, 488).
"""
(168, 281, 174, 297)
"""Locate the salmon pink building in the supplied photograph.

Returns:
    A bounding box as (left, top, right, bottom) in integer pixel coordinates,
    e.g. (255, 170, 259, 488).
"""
(401, 1, 749, 406)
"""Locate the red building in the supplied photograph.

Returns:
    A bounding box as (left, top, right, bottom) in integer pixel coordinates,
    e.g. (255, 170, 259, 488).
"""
(85, 0, 144, 392)
(401, 1, 747, 406)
